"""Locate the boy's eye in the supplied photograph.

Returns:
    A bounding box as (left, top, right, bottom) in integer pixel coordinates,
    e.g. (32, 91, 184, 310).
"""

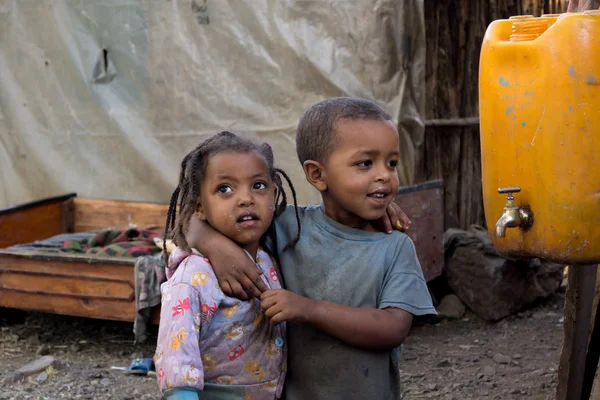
(217, 185, 233, 194)
(389, 160, 399, 168)
(356, 160, 372, 167)
(253, 181, 267, 190)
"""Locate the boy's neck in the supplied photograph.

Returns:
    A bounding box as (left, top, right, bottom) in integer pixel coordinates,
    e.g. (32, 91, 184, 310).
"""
(320, 197, 378, 232)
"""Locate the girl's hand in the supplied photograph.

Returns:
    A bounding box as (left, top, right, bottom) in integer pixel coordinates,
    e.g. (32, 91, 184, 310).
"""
(260, 289, 315, 325)
(378, 202, 411, 234)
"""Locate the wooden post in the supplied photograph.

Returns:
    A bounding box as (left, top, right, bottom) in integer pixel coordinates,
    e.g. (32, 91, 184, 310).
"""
(583, 266, 600, 399)
(557, 264, 598, 400)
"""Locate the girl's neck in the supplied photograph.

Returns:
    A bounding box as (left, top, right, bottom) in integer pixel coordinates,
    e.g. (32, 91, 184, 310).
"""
(241, 242, 260, 260)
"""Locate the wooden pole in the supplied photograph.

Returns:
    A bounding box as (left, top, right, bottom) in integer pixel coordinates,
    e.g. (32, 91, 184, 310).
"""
(557, 264, 598, 400)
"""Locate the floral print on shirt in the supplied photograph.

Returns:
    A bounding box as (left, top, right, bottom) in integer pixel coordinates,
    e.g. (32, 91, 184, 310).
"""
(155, 248, 286, 399)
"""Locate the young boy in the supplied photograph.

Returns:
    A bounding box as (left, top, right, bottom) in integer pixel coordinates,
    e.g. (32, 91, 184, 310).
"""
(186, 97, 436, 399)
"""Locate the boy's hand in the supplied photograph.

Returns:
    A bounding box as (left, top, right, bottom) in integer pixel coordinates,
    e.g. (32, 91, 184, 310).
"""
(186, 216, 268, 300)
(378, 202, 411, 234)
(260, 289, 315, 325)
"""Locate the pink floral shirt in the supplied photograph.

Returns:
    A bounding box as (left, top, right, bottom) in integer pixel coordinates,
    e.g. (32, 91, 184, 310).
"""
(155, 248, 286, 399)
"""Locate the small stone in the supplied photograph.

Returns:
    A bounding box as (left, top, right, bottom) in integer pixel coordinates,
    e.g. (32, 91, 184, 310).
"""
(436, 294, 466, 319)
(35, 371, 48, 383)
(531, 369, 546, 376)
(100, 378, 111, 387)
(483, 365, 497, 376)
(512, 354, 522, 359)
(91, 379, 99, 385)
(493, 353, 512, 364)
(26, 335, 41, 348)
(484, 382, 496, 389)
(36, 344, 50, 356)
(133, 389, 140, 396)
(477, 373, 484, 379)
(5, 356, 58, 382)
(437, 359, 451, 367)
(69, 343, 81, 353)
(403, 353, 418, 361)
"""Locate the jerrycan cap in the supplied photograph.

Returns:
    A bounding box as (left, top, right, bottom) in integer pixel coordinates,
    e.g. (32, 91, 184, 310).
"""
(510, 16, 551, 42)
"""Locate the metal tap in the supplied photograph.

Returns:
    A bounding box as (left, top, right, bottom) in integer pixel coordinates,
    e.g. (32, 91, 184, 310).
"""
(494, 187, 534, 238)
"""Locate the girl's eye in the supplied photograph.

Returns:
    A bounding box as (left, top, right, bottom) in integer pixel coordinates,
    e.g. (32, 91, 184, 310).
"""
(253, 181, 267, 190)
(357, 160, 372, 167)
(217, 185, 233, 194)
(389, 160, 399, 168)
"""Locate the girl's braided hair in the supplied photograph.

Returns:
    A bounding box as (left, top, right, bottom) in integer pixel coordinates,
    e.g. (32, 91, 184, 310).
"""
(163, 131, 301, 263)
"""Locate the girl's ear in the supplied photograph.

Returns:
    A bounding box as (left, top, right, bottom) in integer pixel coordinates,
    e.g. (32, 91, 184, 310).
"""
(195, 199, 207, 220)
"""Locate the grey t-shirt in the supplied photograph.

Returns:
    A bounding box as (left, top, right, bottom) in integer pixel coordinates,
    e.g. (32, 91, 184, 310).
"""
(269, 205, 436, 400)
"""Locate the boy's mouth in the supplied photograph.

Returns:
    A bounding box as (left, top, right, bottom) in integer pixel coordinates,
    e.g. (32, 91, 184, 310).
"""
(367, 188, 391, 198)
(367, 188, 392, 204)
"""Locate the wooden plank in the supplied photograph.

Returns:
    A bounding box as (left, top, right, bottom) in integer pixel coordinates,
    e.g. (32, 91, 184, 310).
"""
(0, 256, 135, 299)
(394, 180, 444, 282)
(0, 253, 139, 322)
(0, 291, 136, 322)
(0, 194, 76, 248)
(0, 271, 134, 301)
(72, 198, 168, 232)
(557, 264, 598, 400)
(0, 252, 135, 276)
(62, 198, 75, 233)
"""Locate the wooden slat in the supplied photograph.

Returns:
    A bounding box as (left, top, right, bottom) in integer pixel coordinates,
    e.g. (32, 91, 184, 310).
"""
(0, 252, 134, 278)
(0, 194, 76, 248)
(0, 291, 137, 322)
(72, 198, 168, 232)
(0, 271, 134, 301)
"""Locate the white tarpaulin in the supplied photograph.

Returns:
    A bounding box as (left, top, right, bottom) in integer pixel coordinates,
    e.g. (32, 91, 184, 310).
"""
(0, 0, 425, 208)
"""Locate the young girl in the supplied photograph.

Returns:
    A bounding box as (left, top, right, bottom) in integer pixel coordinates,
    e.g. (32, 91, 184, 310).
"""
(154, 131, 300, 400)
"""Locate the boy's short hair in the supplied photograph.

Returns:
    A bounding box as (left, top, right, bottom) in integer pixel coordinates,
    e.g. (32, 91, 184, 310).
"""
(296, 97, 392, 164)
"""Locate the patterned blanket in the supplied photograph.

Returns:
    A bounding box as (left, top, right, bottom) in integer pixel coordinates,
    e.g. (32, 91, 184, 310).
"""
(63, 229, 161, 257)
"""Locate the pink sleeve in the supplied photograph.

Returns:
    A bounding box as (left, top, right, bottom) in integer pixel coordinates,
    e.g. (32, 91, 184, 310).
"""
(155, 257, 221, 393)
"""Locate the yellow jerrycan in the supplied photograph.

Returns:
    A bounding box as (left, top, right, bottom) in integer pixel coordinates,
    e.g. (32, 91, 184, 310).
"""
(479, 11, 600, 264)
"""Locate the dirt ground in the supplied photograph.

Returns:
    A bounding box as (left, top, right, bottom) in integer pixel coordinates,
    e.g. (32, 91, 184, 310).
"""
(0, 292, 566, 400)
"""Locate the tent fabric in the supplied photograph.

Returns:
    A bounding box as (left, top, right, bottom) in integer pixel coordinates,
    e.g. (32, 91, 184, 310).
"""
(0, 0, 425, 209)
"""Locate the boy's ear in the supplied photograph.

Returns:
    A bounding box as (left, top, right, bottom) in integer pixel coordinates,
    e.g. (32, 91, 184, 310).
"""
(194, 200, 207, 221)
(303, 160, 327, 192)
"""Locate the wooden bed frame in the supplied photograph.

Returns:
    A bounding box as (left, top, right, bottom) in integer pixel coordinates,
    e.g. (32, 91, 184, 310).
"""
(0, 193, 166, 323)
(0, 183, 443, 324)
